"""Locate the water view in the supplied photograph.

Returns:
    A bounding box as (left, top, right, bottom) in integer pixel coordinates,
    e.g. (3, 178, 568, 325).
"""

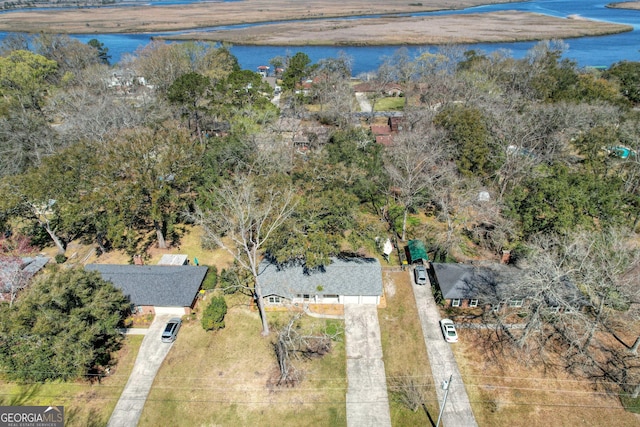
(1, 0, 639, 74)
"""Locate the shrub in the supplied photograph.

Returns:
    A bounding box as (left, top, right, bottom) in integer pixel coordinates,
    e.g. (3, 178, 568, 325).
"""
(55, 254, 67, 264)
(201, 296, 228, 331)
(201, 266, 218, 291)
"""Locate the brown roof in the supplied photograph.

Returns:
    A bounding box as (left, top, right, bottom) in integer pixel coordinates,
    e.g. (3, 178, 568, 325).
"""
(371, 125, 391, 135)
(376, 135, 394, 146)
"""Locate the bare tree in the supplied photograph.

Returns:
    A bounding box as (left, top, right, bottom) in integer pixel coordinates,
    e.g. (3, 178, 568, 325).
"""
(0, 256, 30, 307)
(365, 59, 399, 120)
(482, 229, 640, 393)
(388, 372, 431, 416)
(195, 173, 297, 335)
(311, 52, 354, 127)
(383, 125, 448, 240)
(273, 313, 335, 386)
(382, 48, 417, 108)
(45, 66, 169, 144)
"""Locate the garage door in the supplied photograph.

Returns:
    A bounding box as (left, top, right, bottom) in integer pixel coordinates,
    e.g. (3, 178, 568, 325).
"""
(154, 306, 186, 316)
(343, 296, 360, 304)
(360, 296, 379, 305)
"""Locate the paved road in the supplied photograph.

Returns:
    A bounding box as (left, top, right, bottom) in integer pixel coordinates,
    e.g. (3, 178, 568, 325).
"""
(344, 304, 392, 427)
(355, 92, 372, 113)
(107, 314, 176, 427)
(412, 278, 478, 427)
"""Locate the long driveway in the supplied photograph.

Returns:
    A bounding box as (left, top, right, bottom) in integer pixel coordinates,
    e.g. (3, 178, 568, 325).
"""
(344, 304, 392, 427)
(412, 279, 478, 427)
(107, 314, 175, 427)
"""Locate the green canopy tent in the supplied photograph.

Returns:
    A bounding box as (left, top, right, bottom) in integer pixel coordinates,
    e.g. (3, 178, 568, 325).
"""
(406, 239, 428, 264)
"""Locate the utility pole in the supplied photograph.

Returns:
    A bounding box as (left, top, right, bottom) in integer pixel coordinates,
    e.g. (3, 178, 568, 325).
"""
(436, 374, 453, 427)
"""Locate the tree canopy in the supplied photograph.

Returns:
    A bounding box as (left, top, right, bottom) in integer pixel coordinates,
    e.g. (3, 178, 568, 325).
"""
(0, 268, 130, 382)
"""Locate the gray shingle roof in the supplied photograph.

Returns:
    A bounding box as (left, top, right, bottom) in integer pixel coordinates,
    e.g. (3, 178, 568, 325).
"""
(259, 257, 383, 299)
(431, 262, 521, 301)
(85, 264, 208, 307)
(21, 256, 50, 274)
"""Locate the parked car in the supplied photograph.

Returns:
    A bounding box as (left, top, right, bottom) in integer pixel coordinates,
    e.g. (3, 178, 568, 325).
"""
(161, 318, 182, 343)
(414, 264, 427, 285)
(439, 319, 458, 343)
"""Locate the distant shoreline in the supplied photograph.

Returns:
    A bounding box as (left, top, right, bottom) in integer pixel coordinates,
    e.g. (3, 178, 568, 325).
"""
(607, 1, 640, 11)
(0, 0, 633, 46)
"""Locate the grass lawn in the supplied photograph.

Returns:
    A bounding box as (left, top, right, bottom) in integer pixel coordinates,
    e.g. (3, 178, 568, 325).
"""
(374, 97, 405, 112)
(0, 335, 143, 426)
(451, 327, 640, 426)
(140, 295, 347, 426)
(378, 269, 440, 425)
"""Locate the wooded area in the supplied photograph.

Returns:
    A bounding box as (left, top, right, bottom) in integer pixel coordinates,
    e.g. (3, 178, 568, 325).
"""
(0, 33, 639, 406)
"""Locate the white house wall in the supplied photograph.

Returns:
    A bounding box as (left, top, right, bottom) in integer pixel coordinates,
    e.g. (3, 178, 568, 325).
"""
(154, 306, 187, 316)
(360, 295, 380, 305)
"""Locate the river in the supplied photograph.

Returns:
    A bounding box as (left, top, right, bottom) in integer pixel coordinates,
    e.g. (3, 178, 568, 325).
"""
(1, 0, 640, 74)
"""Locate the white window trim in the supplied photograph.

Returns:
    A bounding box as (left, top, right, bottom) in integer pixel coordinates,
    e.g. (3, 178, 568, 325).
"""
(451, 299, 461, 307)
(469, 299, 478, 308)
(509, 299, 524, 308)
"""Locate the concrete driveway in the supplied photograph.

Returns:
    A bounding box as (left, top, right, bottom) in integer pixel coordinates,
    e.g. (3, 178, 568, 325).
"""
(344, 304, 391, 427)
(107, 314, 176, 427)
(355, 92, 372, 113)
(412, 278, 478, 427)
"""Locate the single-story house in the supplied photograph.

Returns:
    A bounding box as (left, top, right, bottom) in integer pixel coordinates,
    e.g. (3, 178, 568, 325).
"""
(429, 262, 586, 312)
(85, 264, 208, 315)
(259, 257, 383, 307)
(352, 82, 403, 96)
(429, 262, 519, 308)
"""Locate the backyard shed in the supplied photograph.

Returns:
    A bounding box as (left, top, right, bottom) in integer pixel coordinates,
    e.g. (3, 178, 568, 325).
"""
(406, 240, 428, 264)
(158, 254, 189, 266)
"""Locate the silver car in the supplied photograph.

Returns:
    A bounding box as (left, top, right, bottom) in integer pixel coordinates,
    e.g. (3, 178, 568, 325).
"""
(161, 318, 182, 343)
(414, 265, 427, 285)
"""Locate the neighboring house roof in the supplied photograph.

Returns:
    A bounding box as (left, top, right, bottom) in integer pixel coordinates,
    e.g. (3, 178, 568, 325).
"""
(353, 82, 403, 94)
(21, 256, 50, 274)
(85, 264, 208, 307)
(0, 255, 49, 292)
(431, 262, 588, 310)
(259, 257, 383, 299)
(158, 254, 188, 266)
(431, 262, 521, 301)
(371, 125, 391, 135)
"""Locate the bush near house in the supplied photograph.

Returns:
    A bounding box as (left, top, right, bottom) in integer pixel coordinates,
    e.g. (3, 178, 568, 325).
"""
(201, 295, 228, 331)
